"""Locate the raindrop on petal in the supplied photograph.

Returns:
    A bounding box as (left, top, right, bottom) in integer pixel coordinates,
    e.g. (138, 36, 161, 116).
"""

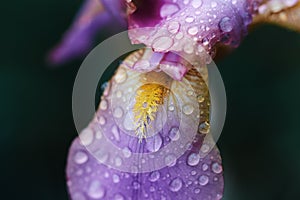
(169, 178, 183, 192)
(112, 174, 120, 183)
(212, 162, 223, 174)
(183, 104, 194, 115)
(79, 128, 94, 146)
(152, 36, 174, 52)
(146, 134, 163, 152)
(111, 125, 120, 142)
(199, 175, 209, 186)
(122, 147, 132, 158)
(165, 154, 177, 167)
(132, 181, 141, 189)
(168, 21, 180, 34)
(74, 151, 88, 165)
(99, 99, 108, 110)
(169, 127, 180, 141)
(114, 68, 127, 83)
(187, 153, 200, 166)
(219, 17, 233, 33)
(149, 171, 161, 182)
(191, 0, 203, 8)
(87, 180, 105, 199)
(160, 3, 180, 18)
(113, 107, 124, 118)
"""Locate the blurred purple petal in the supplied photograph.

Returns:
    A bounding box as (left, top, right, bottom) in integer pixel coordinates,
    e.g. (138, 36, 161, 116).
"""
(48, 0, 126, 65)
(100, 0, 127, 26)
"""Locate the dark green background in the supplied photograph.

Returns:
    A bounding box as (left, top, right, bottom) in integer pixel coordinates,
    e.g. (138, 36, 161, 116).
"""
(1, 1, 300, 199)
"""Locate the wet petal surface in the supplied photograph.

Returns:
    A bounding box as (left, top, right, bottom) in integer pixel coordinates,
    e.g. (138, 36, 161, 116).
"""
(127, 0, 262, 62)
(67, 49, 223, 199)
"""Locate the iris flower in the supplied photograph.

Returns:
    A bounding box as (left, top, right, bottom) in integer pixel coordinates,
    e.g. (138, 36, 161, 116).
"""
(50, 0, 300, 199)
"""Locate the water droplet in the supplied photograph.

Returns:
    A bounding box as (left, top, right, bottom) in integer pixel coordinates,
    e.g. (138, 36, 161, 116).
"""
(211, 1, 217, 8)
(216, 193, 223, 199)
(188, 26, 198, 36)
(175, 32, 184, 40)
(194, 188, 201, 194)
(74, 151, 88, 165)
(149, 171, 160, 182)
(187, 153, 200, 166)
(200, 144, 210, 153)
(199, 175, 209, 186)
(115, 156, 122, 167)
(168, 105, 175, 111)
(104, 172, 110, 178)
(114, 194, 125, 200)
(169, 178, 183, 192)
(191, 170, 197, 176)
(160, 3, 180, 18)
(191, 0, 202, 8)
(184, 142, 192, 151)
(112, 125, 120, 142)
(168, 21, 180, 34)
(202, 163, 209, 171)
(122, 147, 132, 158)
(132, 181, 141, 189)
(95, 150, 109, 163)
(115, 68, 127, 83)
(187, 90, 194, 96)
(113, 107, 123, 118)
(183, 43, 194, 54)
(152, 36, 174, 52)
(100, 100, 108, 110)
(199, 121, 210, 134)
(169, 127, 180, 141)
(183, 104, 194, 115)
(133, 60, 152, 71)
(202, 37, 210, 46)
(183, 0, 190, 5)
(197, 95, 205, 103)
(80, 128, 94, 146)
(146, 134, 162, 152)
(219, 17, 233, 33)
(212, 162, 223, 174)
(185, 16, 195, 23)
(112, 174, 120, 183)
(98, 116, 106, 125)
(88, 180, 105, 199)
(165, 154, 177, 167)
(95, 131, 102, 140)
(150, 186, 155, 192)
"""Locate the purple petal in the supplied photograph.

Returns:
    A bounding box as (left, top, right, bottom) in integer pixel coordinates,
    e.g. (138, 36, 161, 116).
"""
(126, 49, 189, 80)
(66, 50, 223, 199)
(127, 0, 262, 58)
(67, 136, 223, 200)
(48, 0, 125, 65)
(100, 0, 127, 26)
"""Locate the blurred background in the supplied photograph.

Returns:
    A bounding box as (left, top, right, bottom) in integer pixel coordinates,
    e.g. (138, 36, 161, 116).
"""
(0, 0, 300, 199)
